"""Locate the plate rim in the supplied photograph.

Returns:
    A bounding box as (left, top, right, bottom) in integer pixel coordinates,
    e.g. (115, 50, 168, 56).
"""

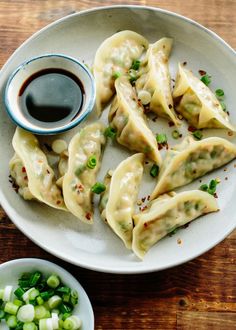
(0, 5, 236, 274)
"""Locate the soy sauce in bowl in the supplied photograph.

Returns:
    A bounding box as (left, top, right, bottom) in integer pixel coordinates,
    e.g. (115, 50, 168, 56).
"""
(5, 54, 95, 135)
(19, 68, 84, 128)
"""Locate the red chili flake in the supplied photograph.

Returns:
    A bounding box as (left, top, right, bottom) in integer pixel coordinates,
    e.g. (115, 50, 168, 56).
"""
(171, 79, 175, 83)
(147, 195, 150, 201)
(144, 222, 148, 228)
(183, 61, 187, 66)
(22, 167, 26, 173)
(223, 168, 227, 172)
(228, 131, 233, 136)
(141, 206, 148, 212)
(227, 111, 230, 116)
(188, 126, 197, 132)
(139, 206, 142, 211)
(141, 197, 146, 203)
(179, 134, 183, 138)
(168, 104, 173, 109)
(46, 169, 50, 174)
(199, 179, 202, 183)
(225, 177, 228, 181)
(158, 144, 163, 150)
(24, 176, 27, 180)
(137, 99, 143, 107)
(214, 193, 218, 198)
(56, 200, 61, 205)
(168, 121, 175, 127)
(85, 212, 91, 220)
(198, 70, 206, 76)
(145, 161, 149, 165)
(77, 184, 84, 192)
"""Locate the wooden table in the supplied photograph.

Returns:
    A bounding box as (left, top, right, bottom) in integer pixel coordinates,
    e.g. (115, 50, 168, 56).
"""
(0, 1, 235, 329)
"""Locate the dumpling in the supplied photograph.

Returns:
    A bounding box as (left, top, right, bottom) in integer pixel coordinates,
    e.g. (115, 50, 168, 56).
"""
(63, 122, 106, 224)
(135, 38, 179, 125)
(93, 30, 149, 115)
(132, 190, 218, 259)
(173, 64, 235, 131)
(99, 153, 144, 249)
(11, 128, 66, 210)
(108, 76, 162, 165)
(151, 136, 236, 199)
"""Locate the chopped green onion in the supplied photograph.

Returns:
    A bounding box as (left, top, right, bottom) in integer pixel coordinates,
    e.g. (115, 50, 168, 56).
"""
(150, 164, 159, 178)
(34, 305, 48, 320)
(3, 285, 13, 301)
(14, 288, 25, 299)
(62, 312, 72, 321)
(200, 184, 208, 192)
(48, 295, 62, 309)
(62, 293, 70, 303)
(131, 59, 141, 70)
(17, 304, 35, 322)
(200, 74, 211, 86)
(220, 101, 227, 112)
(56, 287, 71, 295)
(70, 290, 78, 306)
(7, 315, 18, 328)
(172, 130, 180, 139)
(28, 289, 39, 300)
(215, 89, 224, 98)
(87, 156, 97, 169)
(0, 289, 4, 299)
(47, 275, 60, 289)
(59, 303, 72, 314)
(15, 321, 24, 330)
(199, 179, 219, 195)
(13, 299, 24, 307)
(91, 182, 106, 194)
(0, 309, 5, 319)
(18, 280, 30, 289)
(4, 301, 19, 315)
(36, 296, 44, 305)
(23, 322, 37, 330)
(39, 318, 53, 330)
(112, 71, 121, 79)
(63, 316, 82, 330)
(192, 130, 203, 140)
(156, 133, 167, 144)
(129, 69, 137, 83)
(104, 126, 117, 139)
(29, 272, 42, 287)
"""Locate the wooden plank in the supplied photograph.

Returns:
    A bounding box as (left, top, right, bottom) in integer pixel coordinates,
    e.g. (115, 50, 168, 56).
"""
(177, 311, 236, 329)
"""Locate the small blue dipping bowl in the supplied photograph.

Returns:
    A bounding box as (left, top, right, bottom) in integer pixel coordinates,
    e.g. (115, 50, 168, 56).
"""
(4, 54, 95, 135)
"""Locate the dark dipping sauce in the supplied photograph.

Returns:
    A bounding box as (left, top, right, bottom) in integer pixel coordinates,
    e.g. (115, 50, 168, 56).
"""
(19, 68, 84, 128)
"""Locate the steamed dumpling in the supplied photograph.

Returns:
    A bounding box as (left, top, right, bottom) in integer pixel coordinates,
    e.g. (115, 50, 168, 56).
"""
(132, 190, 218, 259)
(93, 30, 149, 114)
(136, 38, 179, 125)
(99, 153, 144, 249)
(63, 122, 106, 224)
(109, 76, 162, 165)
(11, 127, 66, 210)
(173, 64, 235, 131)
(151, 136, 236, 199)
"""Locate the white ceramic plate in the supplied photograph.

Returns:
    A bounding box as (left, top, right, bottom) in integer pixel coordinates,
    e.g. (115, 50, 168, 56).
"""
(0, 258, 94, 329)
(0, 6, 236, 274)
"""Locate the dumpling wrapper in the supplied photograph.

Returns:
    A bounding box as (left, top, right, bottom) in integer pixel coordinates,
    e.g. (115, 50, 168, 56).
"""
(63, 122, 106, 224)
(173, 64, 236, 131)
(109, 76, 162, 165)
(9, 153, 34, 200)
(132, 190, 219, 259)
(93, 30, 149, 115)
(99, 153, 144, 249)
(12, 128, 66, 210)
(136, 38, 179, 125)
(151, 136, 236, 199)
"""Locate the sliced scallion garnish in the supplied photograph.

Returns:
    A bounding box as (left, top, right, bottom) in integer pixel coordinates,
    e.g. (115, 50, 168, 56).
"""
(91, 182, 106, 194)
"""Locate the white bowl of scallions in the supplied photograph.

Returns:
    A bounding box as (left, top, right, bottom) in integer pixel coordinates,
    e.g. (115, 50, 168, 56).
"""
(0, 259, 94, 330)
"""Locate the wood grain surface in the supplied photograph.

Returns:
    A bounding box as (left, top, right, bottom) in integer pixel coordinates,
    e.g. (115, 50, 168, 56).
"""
(0, 1, 236, 329)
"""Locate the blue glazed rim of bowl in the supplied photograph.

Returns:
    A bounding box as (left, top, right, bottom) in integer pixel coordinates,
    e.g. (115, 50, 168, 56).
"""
(4, 53, 96, 135)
